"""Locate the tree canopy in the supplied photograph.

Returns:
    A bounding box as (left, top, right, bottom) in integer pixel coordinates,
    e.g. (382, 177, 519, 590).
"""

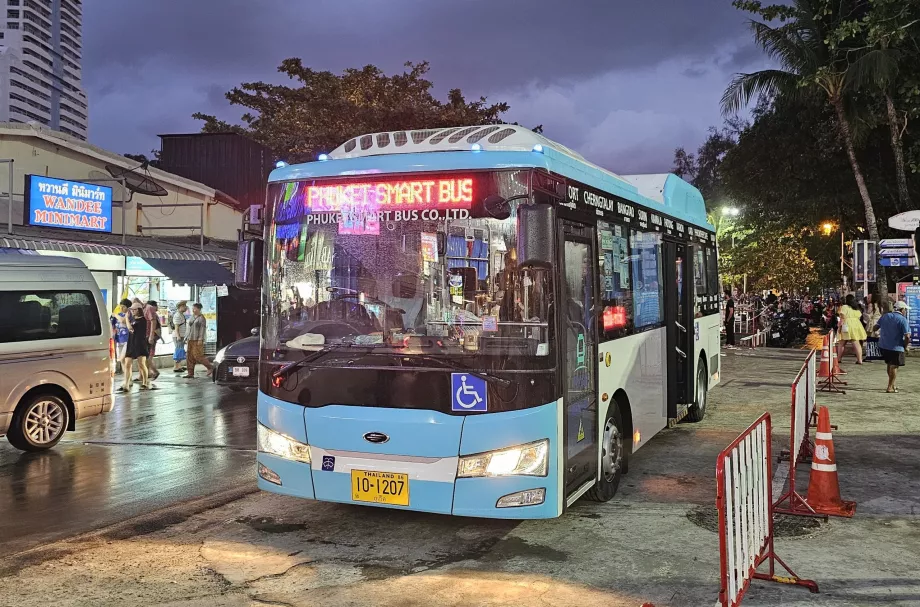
(677, 0, 920, 294)
(193, 60, 516, 163)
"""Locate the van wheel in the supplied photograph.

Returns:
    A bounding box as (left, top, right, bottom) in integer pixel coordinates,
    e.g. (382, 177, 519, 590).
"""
(7, 394, 70, 451)
(586, 405, 625, 502)
(685, 360, 708, 423)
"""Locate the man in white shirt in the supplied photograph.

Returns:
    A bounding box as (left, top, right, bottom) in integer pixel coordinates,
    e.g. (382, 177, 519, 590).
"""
(172, 301, 189, 373)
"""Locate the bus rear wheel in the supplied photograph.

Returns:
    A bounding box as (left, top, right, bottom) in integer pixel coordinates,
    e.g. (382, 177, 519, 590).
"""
(685, 360, 708, 423)
(586, 405, 625, 502)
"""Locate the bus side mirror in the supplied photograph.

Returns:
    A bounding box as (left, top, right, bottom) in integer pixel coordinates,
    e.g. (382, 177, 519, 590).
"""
(517, 204, 554, 269)
(235, 239, 263, 290)
(483, 195, 512, 220)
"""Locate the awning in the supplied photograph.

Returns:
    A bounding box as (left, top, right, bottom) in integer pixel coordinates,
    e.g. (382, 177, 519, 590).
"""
(0, 235, 224, 261)
(142, 257, 234, 286)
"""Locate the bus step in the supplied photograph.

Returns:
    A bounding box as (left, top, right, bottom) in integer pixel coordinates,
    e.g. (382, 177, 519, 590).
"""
(668, 405, 690, 427)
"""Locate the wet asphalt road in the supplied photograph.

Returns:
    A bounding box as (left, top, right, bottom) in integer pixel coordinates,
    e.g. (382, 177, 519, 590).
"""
(0, 371, 256, 555)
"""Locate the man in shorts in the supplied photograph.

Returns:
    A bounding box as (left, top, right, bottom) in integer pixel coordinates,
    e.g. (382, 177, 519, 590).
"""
(874, 300, 911, 393)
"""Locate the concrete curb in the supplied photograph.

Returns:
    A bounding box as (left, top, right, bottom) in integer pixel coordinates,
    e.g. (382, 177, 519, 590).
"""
(0, 483, 258, 577)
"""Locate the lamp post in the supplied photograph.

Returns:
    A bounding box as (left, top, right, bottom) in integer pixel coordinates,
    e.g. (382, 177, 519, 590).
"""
(821, 221, 846, 293)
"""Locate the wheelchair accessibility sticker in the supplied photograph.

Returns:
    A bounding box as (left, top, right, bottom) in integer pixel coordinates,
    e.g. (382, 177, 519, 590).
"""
(451, 373, 488, 412)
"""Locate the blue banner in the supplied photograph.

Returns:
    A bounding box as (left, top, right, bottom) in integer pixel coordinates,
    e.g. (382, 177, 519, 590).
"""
(906, 286, 920, 347)
(24, 175, 113, 233)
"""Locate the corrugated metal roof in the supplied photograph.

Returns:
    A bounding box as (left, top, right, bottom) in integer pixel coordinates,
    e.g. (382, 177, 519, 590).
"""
(0, 227, 238, 262)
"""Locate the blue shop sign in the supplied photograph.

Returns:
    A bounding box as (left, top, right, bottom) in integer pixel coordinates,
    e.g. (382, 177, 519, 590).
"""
(24, 175, 113, 233)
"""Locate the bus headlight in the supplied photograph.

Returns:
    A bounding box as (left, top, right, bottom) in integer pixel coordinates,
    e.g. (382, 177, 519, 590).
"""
(457, 439, 548, 478)
(213, 347, 227, 364)
(257, 423, 312, 464)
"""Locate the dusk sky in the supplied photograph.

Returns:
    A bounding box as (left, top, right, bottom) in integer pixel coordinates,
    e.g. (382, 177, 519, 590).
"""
(84, 0, 768, 174)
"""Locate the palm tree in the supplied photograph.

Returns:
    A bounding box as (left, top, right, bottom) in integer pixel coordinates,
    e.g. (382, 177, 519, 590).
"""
(722, 0, 889, 302)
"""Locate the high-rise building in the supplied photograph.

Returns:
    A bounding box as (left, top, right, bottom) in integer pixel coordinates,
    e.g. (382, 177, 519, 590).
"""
(0, 0, 88, 140)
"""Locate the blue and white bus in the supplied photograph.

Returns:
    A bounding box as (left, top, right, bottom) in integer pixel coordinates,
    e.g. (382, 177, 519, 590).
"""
(255, 125, 721, 518)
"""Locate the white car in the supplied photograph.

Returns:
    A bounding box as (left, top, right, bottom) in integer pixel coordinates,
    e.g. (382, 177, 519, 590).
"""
(0, 254, 114, 451)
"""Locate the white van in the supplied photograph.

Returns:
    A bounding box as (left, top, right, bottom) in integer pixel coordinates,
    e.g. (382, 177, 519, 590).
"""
(0, 254, 114, 451)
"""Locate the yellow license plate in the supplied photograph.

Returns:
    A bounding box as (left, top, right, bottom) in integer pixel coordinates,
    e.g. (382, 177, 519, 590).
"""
(351, 470, 409, 506)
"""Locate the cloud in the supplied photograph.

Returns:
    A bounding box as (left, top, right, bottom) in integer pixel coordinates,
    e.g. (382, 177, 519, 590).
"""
(492, 40, 762, 174)
(81, 0, 766, 165)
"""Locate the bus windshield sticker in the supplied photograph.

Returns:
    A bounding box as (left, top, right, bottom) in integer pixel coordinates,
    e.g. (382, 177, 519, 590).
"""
(420, 232, 438, 262)
(451, 373, 488, 412)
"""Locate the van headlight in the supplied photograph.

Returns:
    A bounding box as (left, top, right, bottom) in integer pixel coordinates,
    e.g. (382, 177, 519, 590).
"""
(457, 439, 548, 478)
(257, 423, 311, 464)
(213, 347, 227, 364)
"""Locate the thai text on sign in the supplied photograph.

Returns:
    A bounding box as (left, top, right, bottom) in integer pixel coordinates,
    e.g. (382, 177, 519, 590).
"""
(25, 175, 113, 233)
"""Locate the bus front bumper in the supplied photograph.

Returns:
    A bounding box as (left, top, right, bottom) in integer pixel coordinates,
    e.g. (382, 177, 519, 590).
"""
(256, 392, 563, 519)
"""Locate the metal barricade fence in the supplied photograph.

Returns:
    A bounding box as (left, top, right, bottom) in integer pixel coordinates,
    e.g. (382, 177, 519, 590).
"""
(738, 328, 768, 349)
(717, 413, 818, 606)
(774, 350, 822, 517)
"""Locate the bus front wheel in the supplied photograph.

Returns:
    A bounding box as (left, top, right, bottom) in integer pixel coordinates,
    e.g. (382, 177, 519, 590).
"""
(685, 360, 708, 423)
(586, 405, 625, 502)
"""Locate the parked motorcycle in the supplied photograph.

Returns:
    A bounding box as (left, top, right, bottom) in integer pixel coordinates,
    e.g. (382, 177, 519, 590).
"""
(767, 311, 810, 347)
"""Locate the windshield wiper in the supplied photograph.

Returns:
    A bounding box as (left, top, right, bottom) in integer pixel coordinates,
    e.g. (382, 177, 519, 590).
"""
(403, 354, 514, 389)
(271, 344, 359, 381)
(271, 346, 513, 389)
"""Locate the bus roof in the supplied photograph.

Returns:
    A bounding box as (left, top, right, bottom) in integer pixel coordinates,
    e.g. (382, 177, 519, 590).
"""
(269, 125, 713, 231)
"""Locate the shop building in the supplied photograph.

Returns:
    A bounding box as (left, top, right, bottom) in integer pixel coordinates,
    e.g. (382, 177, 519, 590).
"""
(0, 122, 246, 355)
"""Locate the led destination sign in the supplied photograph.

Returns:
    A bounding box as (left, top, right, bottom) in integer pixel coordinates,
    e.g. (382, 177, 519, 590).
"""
(306, 178, 474, 212)
(24, 175, 113, 233)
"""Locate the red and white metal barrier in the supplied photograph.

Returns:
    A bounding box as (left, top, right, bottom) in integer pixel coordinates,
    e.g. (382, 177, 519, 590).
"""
(818, 330, 847, 394)
(717, 413, 818, 606)
(773, 350, 823, 517)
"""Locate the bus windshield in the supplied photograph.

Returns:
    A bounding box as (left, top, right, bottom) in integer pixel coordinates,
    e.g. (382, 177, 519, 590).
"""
(263, 169, 555, 372)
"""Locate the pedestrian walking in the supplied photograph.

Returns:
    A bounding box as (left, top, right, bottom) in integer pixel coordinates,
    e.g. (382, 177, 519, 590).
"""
(145, 300, 162, 382)
(724, 290, 736, 347)
(119, 302, 151, 392)
(837, 294, 866, 364)
(171, 301, 189, 373)
(874, 300, 911, 393)
(110, 298, 132, 372)
(185, 302, 213, 379)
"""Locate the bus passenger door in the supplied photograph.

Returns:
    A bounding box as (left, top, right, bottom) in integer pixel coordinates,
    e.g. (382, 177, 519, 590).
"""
(560, 221, 599, 497)
(664, 240, 692, 416)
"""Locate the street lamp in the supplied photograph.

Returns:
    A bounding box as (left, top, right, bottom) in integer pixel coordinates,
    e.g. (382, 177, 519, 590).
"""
(722, 207, 740, 217)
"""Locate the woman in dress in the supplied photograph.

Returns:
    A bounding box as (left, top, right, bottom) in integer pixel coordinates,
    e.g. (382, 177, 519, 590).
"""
(837, 294, 867, 364)
(119, 302, 151, 391)
(866, 302, 882, 338)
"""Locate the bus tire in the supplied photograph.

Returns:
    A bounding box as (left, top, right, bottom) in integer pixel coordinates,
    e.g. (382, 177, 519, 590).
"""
(685, 359, 708, 423)
(586, 405, 626, 502)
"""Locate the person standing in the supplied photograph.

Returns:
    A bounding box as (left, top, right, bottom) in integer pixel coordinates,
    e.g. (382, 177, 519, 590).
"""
(145, 300, 162, 382)
(120, 302, 151, 391)
(724, 290, 736, 347)
(110, 298, 132, 373)
(837, 294, 867, 364)
(875, 300, 911, 393)
(172, 301, 189, 373)
(185, 302, 213, 379)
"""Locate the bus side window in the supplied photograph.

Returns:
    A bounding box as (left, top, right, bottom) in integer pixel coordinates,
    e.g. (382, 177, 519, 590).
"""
(706, 248, 720, 298)
(693, 247, 706, 318)
(597, 222, 633, 340)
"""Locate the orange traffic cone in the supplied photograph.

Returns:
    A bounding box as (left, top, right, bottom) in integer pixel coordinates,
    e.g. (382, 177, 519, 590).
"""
(806, 406, 856, 517)
(817, 335, 833, 378)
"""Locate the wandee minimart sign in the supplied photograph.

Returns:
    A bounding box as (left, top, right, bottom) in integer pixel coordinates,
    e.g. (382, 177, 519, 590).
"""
(888, 210, 920, 232)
